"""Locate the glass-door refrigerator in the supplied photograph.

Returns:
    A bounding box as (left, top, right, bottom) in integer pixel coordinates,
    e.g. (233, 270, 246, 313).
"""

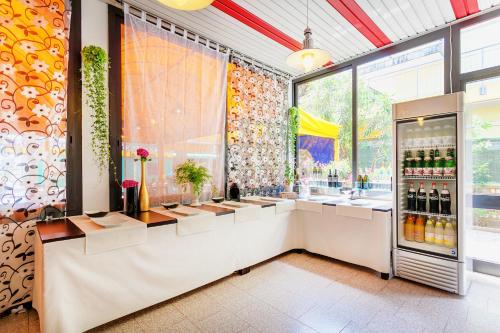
(392, 92, 471, 295)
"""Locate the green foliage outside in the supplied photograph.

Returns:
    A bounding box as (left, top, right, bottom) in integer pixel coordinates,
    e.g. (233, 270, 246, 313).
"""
(296, 70, 393, 185)
(285, 106, 299, 184)
(174, 160, 212, 197)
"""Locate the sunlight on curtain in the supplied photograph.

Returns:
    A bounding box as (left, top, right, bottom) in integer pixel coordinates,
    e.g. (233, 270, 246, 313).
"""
(226, 60, 289, 195)
(123, 14, 228, 204)
(0, 0, 70, 312)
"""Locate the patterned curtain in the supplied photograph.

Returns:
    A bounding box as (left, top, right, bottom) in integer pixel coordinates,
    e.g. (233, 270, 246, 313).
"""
(226, 58, 289, 195)
(0, 0, 71, 312)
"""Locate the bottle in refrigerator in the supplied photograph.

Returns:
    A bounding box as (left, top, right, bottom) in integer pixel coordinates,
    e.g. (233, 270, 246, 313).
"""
(404, 151, 412, 176)
(416, 150, 425, 175)
(414, 215, 426, 243)
(404, 214, 415, 241)
(425, 217, 435, 244)
(444, 219, 457, 248)
(433, 148, 443, 176)
(444, 148, 456, 177)
(407, 182, 417, 211)
(434, 218, 444, 246)
(410, 156, 417, 176)
(440, 183, 451, 215)
(417, 182, 427, 212)
(429, 182, 440, 214)
(423, 156, 433, 176)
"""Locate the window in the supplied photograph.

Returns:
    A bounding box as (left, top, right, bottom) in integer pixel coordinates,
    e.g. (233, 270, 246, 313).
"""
(461, 16, 500, 73)
(296, 69, 353, 188)
(357, 40, 445, 191)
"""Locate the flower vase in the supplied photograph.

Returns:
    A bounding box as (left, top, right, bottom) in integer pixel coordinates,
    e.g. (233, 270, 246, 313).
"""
(125, 186, 138, 215)
(191, 190, 201, 207)
(139, 160, 149, 212)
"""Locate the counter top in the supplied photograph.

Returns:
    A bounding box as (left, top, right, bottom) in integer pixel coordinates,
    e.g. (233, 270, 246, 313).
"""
(37, 218, 85, 244)
(197, 204, 235, 216)
(240, 198, 276, 208)
(123, 211, 178, 227)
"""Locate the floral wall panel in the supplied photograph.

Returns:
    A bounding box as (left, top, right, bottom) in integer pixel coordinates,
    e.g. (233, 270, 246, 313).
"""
(0, 0, 70, 312)
(226, 59, 289, 194)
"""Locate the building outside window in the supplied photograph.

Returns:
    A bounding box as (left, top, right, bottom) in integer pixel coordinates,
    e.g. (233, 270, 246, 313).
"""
(357, 40, 445, 192)
(461, 16, 500, 73)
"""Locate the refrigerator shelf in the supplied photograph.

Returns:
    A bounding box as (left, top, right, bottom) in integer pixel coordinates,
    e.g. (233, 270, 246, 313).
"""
(402, 176, 456, 181)
(401, 210, 456, 219)
(401, 144, 456, 151)
(398, 238, 457, 258)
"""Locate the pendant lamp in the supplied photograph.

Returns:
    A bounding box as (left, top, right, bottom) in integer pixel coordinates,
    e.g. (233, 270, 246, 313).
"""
(286, 0, 332, 73)
(157, 0, 214, 11)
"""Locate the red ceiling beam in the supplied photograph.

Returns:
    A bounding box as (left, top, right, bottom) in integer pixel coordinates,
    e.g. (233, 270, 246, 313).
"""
(326, 0, 391, 48)
(212, 0, 302, 51)
(450, 0, 480, 19)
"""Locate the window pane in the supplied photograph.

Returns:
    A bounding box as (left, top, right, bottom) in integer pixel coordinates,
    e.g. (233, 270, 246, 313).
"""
(296, 70, 353, 188)
(357, 40, 445, 192)
(466, 76, 500, 264)
(461, 16, 500, 73)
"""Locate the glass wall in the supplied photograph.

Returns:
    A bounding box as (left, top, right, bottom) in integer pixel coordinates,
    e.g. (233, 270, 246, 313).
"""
(357, 40, 445, 192)
(296, 69, 353, 188)
(461, 16, 500, 73)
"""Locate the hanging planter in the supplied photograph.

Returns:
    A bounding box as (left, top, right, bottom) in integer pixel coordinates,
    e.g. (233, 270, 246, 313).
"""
(82, 45, 110, 177)
(285, 106, 299, 191)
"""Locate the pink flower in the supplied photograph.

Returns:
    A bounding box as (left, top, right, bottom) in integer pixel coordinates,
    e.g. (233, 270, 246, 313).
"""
(136, 148, 149, 159)
(122, 179, 138, 188)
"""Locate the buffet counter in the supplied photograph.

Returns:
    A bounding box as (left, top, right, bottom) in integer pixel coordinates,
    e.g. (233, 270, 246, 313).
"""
(33, 197, 391, 333)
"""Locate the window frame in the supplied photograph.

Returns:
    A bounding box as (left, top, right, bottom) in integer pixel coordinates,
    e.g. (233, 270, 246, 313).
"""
(292, 8, 500, 189)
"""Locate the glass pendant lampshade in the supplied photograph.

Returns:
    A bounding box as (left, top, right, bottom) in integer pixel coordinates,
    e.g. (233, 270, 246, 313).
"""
(157, 0, 214, 11)
(286, 0, 332, 73)
(286, 27, 332, 73)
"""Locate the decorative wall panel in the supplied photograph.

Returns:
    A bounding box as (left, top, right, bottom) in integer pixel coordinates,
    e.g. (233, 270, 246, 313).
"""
(226, 58, 289, 195)
(0, 0, 70, 312)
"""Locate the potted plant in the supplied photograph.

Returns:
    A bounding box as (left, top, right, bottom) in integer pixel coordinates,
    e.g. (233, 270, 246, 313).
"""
(284, 164, 294, 192)
(174, 160, 211, 206)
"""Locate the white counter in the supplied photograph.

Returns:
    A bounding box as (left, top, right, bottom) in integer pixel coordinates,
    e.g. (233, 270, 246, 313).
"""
(34, 198, 391, 333)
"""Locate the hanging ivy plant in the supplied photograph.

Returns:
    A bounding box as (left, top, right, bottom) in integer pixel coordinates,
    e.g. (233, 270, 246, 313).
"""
(285, 106, 299, 183)
(82, 45, 110, 177)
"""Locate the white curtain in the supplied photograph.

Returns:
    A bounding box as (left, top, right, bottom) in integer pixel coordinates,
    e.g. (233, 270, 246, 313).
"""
(123, 13, 228, 204)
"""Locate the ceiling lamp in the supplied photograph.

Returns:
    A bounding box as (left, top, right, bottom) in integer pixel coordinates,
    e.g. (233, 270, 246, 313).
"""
(157, 0, 214, 11)
(286, 0, 332, 73)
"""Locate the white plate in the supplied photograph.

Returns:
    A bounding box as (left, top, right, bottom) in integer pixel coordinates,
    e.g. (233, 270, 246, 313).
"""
(91, 215, 128, 228)
(170, 208, 200, 216)
(350, 199, 371, 206)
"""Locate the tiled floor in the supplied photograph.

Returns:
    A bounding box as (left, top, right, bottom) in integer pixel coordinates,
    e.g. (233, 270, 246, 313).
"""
(2, 252, 500, 333)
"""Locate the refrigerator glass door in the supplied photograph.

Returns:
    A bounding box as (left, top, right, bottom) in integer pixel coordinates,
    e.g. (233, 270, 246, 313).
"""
(396, 114, 458, 259)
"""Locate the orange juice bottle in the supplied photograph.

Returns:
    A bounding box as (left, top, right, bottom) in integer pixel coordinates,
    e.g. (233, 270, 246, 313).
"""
(434, 218, 444, 246)
(404, 214, 415, 241)
(425, 217, 435, 244)
(414, 215, 425, 243)
(444, 219, 457, 248)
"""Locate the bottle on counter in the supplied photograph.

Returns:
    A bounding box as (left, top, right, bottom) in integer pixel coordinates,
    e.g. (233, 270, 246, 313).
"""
(425, 216, 435, 244)
(363, 175, 369, 190)
(434, 218, 444, 246)
(357, 175, 363, 189)
(429, 182, 440, 214)
(328, 169, 333, 188)
(404, 214, 415, 241)
(414, 215, 426, 243)
(333, 169, 339, 188)
(440, 183, 451, 215)
(444, 219, 457, 248)
(417, 182, 427, 212)
(407, 182, 417, 211)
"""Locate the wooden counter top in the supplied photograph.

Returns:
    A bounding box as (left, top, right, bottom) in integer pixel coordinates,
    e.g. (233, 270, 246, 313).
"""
(37, 218, 85, 244)
(197, 204, 235, 216)
(122, 210, 177, 227)
(240, 199, 276, 208)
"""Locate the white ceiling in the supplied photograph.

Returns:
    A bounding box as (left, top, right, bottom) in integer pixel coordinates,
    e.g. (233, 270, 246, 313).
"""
(129, 0, 500, 76)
